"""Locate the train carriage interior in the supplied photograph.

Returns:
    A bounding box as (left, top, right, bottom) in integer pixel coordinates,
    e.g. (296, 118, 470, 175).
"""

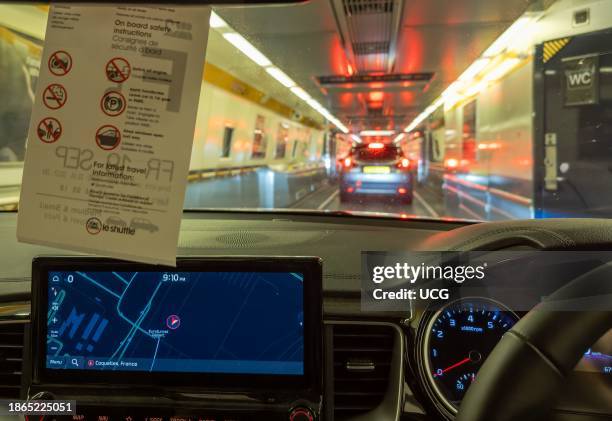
(0, 0, 611, 420)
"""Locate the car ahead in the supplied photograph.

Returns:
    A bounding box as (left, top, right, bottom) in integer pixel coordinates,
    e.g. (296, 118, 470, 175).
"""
(339, 142, 413, 204)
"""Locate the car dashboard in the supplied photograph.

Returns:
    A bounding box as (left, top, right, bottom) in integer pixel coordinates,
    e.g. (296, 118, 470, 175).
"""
(0, 211, 609, 421)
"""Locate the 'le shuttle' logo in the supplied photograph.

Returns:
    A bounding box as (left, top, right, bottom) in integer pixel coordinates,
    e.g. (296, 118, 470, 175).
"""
(85, 217, 102, 235)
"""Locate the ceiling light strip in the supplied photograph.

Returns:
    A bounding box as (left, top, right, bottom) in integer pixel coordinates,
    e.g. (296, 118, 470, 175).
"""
(360, 130, 395, 136)
(403, 12, 540, 134)
(213, 11, 348, 133)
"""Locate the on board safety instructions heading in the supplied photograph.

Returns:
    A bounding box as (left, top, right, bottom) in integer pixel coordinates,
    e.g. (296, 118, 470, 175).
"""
(17, 4, 211, 266)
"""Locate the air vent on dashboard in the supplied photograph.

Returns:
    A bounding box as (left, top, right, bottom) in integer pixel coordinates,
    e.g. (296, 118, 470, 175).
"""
(332, 324, 394, 419)
(323, 273, 360, 281)
(0, 321, 25, 398)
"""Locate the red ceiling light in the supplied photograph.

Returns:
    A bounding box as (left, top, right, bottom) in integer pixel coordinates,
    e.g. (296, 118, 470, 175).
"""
(368, 91, 384, 102)
(445, 158, 459, 169)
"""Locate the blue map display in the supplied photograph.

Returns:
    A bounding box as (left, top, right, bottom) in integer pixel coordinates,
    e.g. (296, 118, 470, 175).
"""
(46, 271, 304, 375)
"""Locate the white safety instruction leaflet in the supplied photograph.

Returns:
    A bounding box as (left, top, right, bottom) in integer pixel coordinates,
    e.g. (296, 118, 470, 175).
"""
(17, 4, 210, 266)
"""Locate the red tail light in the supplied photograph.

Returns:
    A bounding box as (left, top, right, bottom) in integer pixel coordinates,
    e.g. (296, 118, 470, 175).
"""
(397, 157, 411, 170)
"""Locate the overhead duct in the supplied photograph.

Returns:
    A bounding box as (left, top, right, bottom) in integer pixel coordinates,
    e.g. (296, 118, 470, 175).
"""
(332, 0, 405, 73)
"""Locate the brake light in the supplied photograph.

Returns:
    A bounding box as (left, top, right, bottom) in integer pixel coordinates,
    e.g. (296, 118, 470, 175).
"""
(398, 187, 407, 194)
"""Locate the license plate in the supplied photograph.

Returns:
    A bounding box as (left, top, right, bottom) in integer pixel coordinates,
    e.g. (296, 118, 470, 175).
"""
(363, 166, 390, 174)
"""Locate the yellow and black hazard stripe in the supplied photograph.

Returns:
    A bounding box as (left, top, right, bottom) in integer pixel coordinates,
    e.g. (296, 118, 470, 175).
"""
(543, 37, 571, 63)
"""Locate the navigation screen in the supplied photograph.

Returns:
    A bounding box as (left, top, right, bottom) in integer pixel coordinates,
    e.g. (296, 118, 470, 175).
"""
(46, 271, 304, 375)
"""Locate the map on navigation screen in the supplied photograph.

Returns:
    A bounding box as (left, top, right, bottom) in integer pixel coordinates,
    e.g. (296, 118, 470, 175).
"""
(46, 271, 304, 375)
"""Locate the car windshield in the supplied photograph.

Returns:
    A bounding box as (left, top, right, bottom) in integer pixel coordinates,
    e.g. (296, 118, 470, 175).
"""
(2, 0, 612, 221)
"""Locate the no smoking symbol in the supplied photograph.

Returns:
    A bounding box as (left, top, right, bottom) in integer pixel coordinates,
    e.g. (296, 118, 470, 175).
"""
(48, 50, 72, 76)
(37, 117, 62, 144)
(106, 57, 131, 83)
(42, 84, 67, 110)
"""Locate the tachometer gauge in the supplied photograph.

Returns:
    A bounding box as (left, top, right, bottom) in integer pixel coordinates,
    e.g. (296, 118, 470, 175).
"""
(422, 298, 519, 413)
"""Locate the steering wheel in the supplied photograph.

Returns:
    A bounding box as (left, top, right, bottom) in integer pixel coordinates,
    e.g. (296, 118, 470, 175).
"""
(456, 261, 612, 421)
(419, 219, 612, 419)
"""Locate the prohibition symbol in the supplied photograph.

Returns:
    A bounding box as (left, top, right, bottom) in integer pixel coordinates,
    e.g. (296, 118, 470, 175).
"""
(95, 125, 121, 151)
(42, 84, 67, 110)
(106, 57, 131, 83)
(37, 117, 62, 144)
(86, 217, 102, 235)
(48, 50, 72, 76)
(101, 91, 127, 117)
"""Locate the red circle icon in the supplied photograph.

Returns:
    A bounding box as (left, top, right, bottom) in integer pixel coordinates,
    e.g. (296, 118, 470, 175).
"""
(37, 117, 62, 144)
(48, 50, 72, 76)
(100, 90, 127, 117)
(166, 315, 181, 330)
(85, 217, 102, 235)
(42, 84, 67, 110)
(95, 125, 121, 151)
(105, 57, 131, 83)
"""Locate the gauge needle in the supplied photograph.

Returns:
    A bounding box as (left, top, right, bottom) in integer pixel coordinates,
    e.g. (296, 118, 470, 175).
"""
(433, 357, 471, 377)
